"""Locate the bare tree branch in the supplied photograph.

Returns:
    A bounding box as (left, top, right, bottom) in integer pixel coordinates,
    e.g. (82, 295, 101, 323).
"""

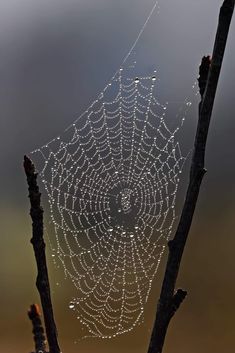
(24, 155, 61, 353)
(147, 1, 235, 353)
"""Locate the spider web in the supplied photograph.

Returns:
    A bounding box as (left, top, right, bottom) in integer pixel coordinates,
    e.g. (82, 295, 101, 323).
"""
(29, 0, 195, 340)
(31, 63, 190, 338)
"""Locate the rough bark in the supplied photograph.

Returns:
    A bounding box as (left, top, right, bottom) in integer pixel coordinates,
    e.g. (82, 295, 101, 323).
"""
(24, 156, 61, 353)
(147, 1, 235, 353)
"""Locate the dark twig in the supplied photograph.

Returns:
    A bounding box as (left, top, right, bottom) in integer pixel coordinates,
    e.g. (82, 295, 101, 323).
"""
(24, 155, 61, 353)
(28, 304, 47, 353)
(147, 1, 235, 353)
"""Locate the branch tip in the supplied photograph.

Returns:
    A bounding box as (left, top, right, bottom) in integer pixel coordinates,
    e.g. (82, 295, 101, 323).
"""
(28, 304, 42, 320)
(24, 155, 35, 176)
(28, 304, 47, 353)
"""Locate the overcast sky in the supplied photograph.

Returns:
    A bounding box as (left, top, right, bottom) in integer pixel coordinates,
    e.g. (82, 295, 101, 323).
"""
(0, 1, 235, 353)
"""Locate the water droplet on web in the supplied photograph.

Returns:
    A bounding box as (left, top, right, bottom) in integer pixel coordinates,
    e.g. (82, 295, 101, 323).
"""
(152, 76, 157, 81)
(69, 302, 75, 309)
(135, 77, 140, 83)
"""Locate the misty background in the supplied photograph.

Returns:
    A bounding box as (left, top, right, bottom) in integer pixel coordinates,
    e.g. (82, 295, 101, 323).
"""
(0, 0, 235, 352)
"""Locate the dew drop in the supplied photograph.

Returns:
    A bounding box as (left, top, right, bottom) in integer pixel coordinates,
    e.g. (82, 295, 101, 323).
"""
(69, 302, 75, 309)
(135, 77, 140, 83)
(152, 76, 157, 81)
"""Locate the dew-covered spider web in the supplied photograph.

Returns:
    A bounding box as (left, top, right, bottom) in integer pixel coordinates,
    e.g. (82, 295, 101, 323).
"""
(30, 0, 193, 340)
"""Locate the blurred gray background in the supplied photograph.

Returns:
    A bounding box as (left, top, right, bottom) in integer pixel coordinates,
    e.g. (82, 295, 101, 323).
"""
(0, 0, 235, 352)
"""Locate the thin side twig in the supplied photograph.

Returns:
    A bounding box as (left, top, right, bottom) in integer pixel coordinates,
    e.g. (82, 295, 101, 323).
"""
(147, 1, 235, 353)
(28, 304, 47, 353)
(24, 155, 61, 353)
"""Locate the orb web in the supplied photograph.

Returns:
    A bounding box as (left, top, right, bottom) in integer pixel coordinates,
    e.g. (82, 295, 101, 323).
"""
(31, 64, 189, 338)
